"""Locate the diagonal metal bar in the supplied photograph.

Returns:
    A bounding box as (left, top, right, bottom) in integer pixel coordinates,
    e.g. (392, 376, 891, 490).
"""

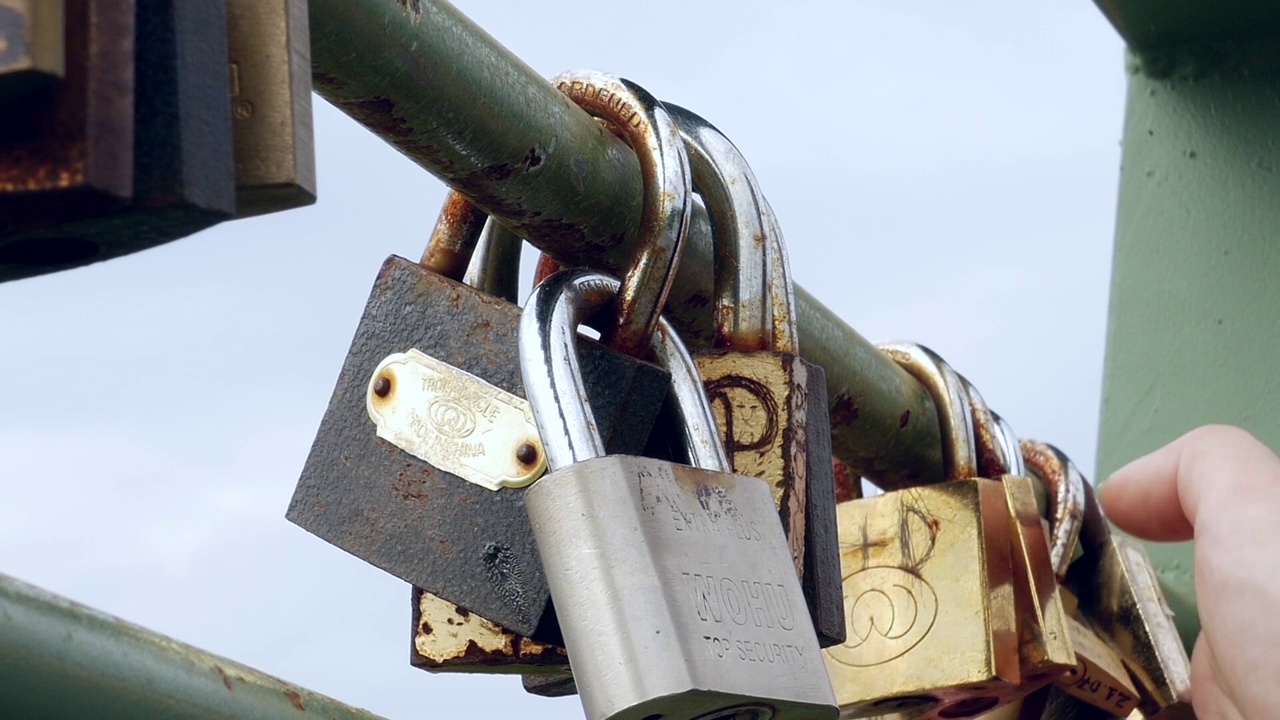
(0, 573, 389, 720)
(307, 0, 944, 488)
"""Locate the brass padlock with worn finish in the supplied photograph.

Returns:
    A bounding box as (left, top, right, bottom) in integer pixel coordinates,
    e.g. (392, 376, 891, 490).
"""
(225, 0, 315, 217)
(825, 344, 1021, 719)
(0, 0, 65, 101)
(0, 0, 235, 283)
(1064, 479, 1192, 719)
(667, 102, 844, 648)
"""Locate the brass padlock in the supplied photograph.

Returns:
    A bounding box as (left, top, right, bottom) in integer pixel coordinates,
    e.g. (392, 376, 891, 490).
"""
(225, 0, 315, 217)
(0, 0, 65, 101)
(1056, 609, 1140, 717)
(669, 102, 844, 647)
(824, 478, 1019, 718)
(964, 387, 1075, 703)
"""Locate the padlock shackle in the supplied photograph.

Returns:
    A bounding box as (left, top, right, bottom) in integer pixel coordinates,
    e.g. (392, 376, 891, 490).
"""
(520, 268, 730, 474)
(962, 374, 1024, 478)
(878, 342, 978, 481)
(1021, 439, 1089, 580)
(553, 72, 692, 358)
(665, 103, 797, 353)
(462, 218, 522, 304)
(421, 191, 489, 281)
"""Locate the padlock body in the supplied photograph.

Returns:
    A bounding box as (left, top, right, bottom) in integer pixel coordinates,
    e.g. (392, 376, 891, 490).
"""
(823, 480, 1019, 718)
(527, 455, 835, 720)
(289, 256, 670, 642)
(410, 588, 567, 673)
(225, 0, 315, 218)
(0, 0, 234, 282)
(696, 350, 845, 648)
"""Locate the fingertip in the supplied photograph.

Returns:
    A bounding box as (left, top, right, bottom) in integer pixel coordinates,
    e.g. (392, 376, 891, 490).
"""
(1099, 445, 1195, 542)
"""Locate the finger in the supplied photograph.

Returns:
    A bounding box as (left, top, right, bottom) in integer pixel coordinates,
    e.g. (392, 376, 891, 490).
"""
(1101, 425, 1280, 541)
(1099, 443, 1194, 542)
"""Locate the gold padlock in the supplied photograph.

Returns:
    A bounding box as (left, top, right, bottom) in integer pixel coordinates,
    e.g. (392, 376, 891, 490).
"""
(1003, 474, 1076, 687)
(225, 0, 315, 217)
(1054, 610, 1140, 717)
(0, 0, 64, 101)
(1069, 532, 1192, 719)
(824, 478, 1020, 718)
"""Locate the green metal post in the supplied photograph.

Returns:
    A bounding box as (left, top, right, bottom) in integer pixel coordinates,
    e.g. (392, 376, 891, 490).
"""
(0, 574, 390, 720)
(1094, 1, 1280, 649)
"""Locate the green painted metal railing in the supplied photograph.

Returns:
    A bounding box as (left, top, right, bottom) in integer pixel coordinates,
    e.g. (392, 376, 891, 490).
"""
(0, 574, 387, 720)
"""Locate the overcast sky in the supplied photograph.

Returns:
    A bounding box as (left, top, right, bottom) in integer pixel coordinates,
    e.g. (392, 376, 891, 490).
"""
(0, 2, 1126, 718)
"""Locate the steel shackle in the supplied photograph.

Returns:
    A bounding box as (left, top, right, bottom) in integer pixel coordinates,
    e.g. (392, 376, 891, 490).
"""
(553, 71, 692, 357)
(519, 268, 730, 474)
(877, 342, 978, 481)
(664, 103, 797, 353)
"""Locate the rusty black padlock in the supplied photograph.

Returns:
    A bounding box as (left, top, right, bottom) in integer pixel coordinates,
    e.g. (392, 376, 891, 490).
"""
(0, 0, 234, 283)
(288, 191, 673, 643)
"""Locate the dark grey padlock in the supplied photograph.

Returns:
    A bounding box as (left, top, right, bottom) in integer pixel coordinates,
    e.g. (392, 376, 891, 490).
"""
(0, 0, 235, 282)
(288, 191, 671, 643)
(521, 268, 836, 720)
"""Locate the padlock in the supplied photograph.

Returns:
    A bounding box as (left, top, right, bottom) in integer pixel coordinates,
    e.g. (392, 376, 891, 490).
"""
(291, 71, 690, 643)
(521, 267, 835, 720)
(290, 194, 670, 643)
(0, 0, 235, 283)
(665, 102, 844, 648)
(1055, 609, 1140, 717)
(826, 344, 1019, 719)
(0, 0, 65, 101)
(1064, 481, 1192, 720)
(1021, 440, 1086, 580)
(225, 0, 315, 218)
(963, 382, 1075, 700)
(407, 219, 570, 676)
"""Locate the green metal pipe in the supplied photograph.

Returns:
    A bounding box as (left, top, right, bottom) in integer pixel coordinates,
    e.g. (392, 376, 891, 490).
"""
(307, 0, 945, 488)
(0, 574, 388, 720)
(1094, 1, 1280, 651)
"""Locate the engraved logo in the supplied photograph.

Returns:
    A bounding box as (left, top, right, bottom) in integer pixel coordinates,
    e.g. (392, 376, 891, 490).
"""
(827, 492, 941, 668)
(828, 566, 938, 667)
(427, 397, 477, 440)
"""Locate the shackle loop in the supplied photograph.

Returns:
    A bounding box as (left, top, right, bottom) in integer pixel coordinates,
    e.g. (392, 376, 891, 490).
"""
(519, 268, 730, 474)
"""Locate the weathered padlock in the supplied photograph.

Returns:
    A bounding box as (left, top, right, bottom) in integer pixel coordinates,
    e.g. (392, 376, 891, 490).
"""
(964, 385, 1075, 701)
(1064, 481, 1192, 720)
(825, 344, 1020, 719)
(290, 193, 672, 642)
(522, 268, 835, 720)
(665, 102, 844, 648)
(1056, 609, 1140, 717)
(0, 0, 235, 283)
(225, 0, 315, 217)
(407, 218, 571, 676)
(0, 0, 65, 101)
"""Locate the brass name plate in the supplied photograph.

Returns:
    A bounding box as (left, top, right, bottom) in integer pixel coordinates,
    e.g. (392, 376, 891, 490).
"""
(366, 349, 545, 491)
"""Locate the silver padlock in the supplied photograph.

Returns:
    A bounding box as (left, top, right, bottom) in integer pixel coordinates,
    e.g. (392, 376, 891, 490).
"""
(520, 268, 837, 720)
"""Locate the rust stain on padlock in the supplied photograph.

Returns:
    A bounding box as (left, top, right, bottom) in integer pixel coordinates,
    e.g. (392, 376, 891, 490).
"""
(411, 589, 568, 670)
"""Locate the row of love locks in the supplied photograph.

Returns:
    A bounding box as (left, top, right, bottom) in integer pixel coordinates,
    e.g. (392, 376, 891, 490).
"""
(0, 4, 1192, 720)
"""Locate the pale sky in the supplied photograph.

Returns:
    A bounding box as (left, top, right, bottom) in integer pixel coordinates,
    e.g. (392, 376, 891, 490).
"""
(0, 2, 1126, 718)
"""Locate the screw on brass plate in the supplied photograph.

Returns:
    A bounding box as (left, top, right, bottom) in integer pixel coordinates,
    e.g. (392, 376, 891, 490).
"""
(516, 442, 538, 465)
(373, 375, 392, 397)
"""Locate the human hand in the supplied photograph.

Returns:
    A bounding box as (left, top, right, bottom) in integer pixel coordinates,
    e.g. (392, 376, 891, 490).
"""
(1098, 425, 1280, 720)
